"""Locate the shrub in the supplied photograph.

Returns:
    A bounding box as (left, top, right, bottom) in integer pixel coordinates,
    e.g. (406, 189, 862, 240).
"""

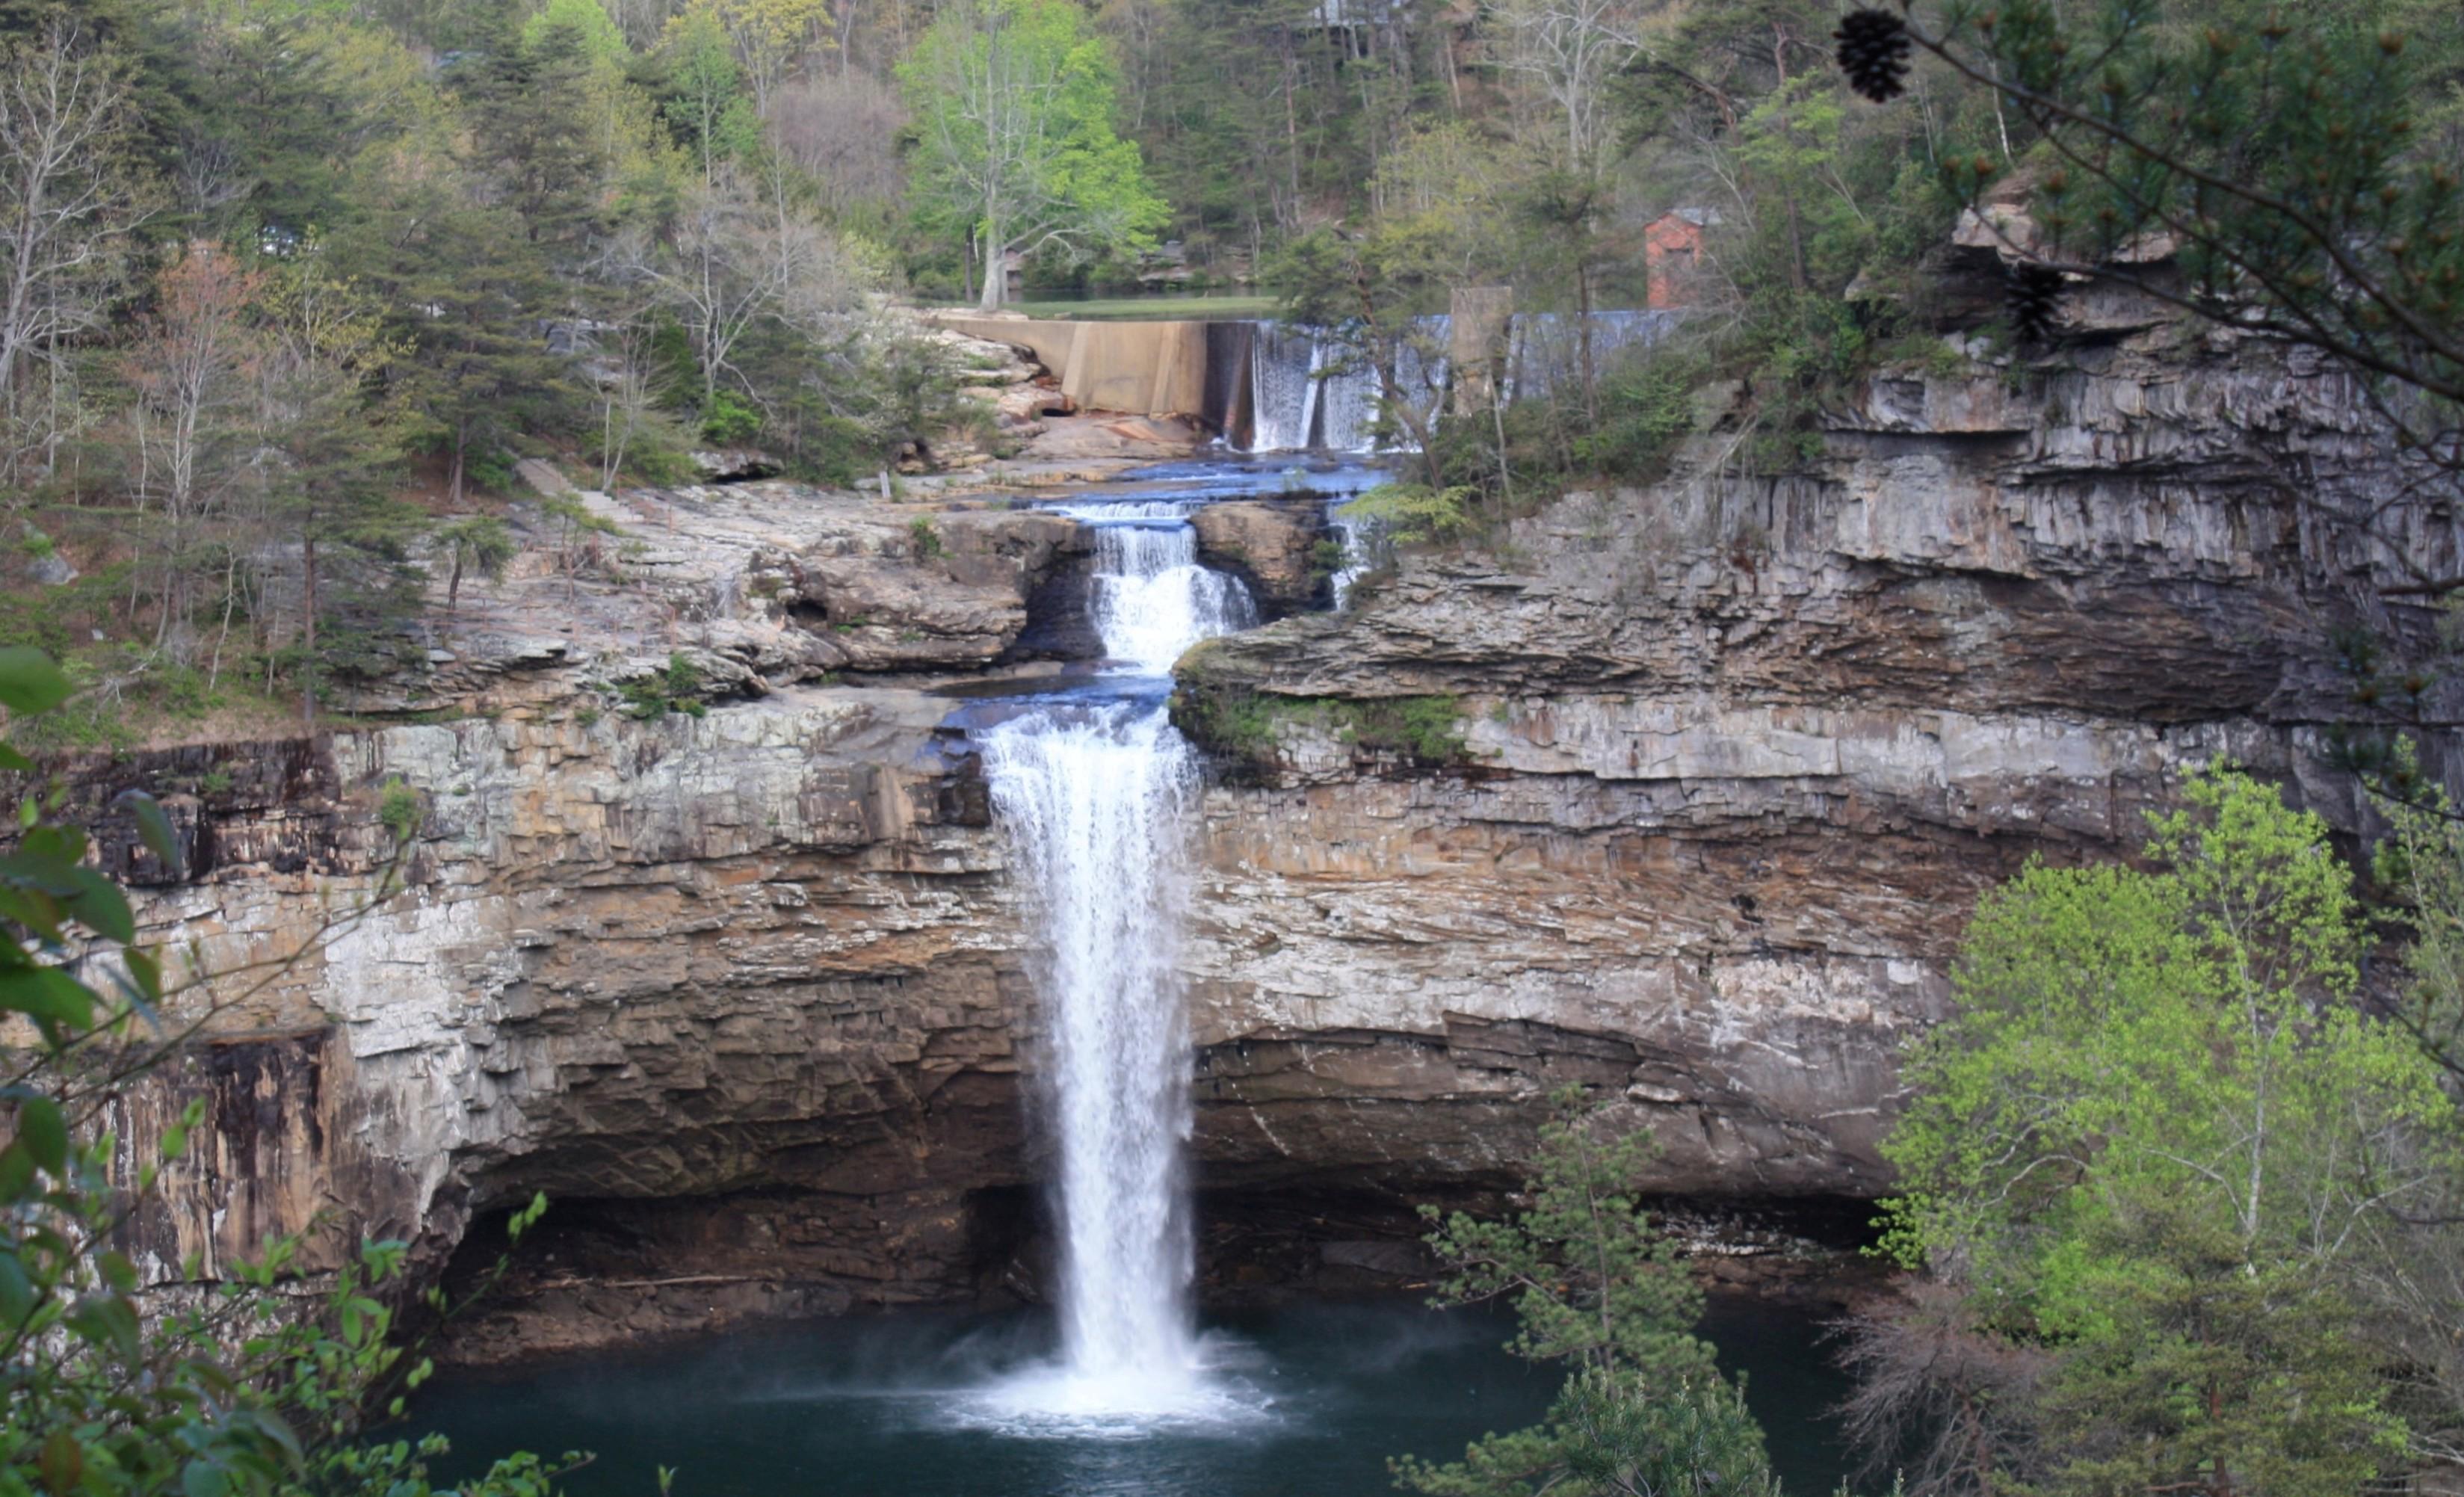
(617, 652, 708, 720)
(699, 388, 762, 445)
(1578, 353, 1702, 482)
(1339, 694, 1466, 763)
(1337, 483, 1477, 546)
(377, 780, 422, 842)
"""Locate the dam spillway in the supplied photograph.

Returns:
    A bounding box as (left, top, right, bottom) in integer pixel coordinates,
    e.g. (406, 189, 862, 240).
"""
(929, 308, 1681, 453)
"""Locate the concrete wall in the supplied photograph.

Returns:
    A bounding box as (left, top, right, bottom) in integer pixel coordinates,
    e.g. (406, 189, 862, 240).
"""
(932, 314, 1229, 427)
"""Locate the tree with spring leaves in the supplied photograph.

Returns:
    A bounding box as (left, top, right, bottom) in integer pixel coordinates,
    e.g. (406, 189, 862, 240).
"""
(1392, 1087, 1775, 1497)
(1859, 766, 2463, 1497)
(898, 0, 1167, 310)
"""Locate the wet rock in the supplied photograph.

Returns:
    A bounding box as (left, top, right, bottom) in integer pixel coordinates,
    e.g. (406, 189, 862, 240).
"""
(1191, 499, 1328, 617)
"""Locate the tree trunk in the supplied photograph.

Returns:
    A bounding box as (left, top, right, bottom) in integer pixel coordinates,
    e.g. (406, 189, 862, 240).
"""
(978, 205, 1004, 310)
(1575, 252, 1598, 426)
(300, 524, 318, 727)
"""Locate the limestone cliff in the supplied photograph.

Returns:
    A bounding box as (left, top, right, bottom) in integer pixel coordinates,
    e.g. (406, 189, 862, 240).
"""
(46, 323, 2457, 1354)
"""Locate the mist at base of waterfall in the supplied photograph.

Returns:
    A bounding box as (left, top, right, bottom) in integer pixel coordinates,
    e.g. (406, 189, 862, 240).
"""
(410, 1296, 1856, 1497)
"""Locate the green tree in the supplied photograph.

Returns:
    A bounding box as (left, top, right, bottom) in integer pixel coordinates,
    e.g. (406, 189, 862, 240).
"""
(655, 4, 760, 185)
(1393, 1088, 1770, 1497)
(898, 0, 1167, 309)
(253, 241, 423, 718)
(1866, 767, 2458, 1497)
(451, 10, 609, 256)
(436, 514, 516, 620)
(336, 132, 575, 504)
(1838, 0, 2464, 483)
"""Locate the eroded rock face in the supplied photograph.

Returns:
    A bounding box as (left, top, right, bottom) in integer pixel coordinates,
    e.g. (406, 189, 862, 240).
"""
(1190, 499, 1329, 617)
(67, 323, 2460, 1354)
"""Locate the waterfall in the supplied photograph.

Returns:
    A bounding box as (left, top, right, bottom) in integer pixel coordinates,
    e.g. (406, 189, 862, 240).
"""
(1235, 310, 1681, 452)
(960, 499, 1264, 1427)
(981, 703, 1202, 1403)
(1318, 361, 1379, 454)
(1247, 324, 1321, 453)
(1239, 318, 1449, 454)
(1057, 501, 1257, 672)
(1327, 509, 1380, 611)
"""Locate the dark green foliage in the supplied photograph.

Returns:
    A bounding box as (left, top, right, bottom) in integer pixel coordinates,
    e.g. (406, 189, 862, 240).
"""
(1167, 678, 1297, 769)
(1338, 695, 1466, 764)
(616, 652, 709, 720)
(699, 388, 762, 445)
(448, 12, 607, 254)
(341, 178, 579, 504)
(1393, 1089, 1768, 1497)
(1578, 352, 1705, 482)
(377, 779, 422, 841)
(1170, 672, 1466, 774)
(1858, 0, 2464, 428)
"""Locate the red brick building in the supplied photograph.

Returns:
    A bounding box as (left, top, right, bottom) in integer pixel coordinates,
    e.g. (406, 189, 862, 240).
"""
(1643, 208, 1721, 309)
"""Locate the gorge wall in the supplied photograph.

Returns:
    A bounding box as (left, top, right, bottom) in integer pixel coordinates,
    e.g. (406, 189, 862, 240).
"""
(55, 312, 2461, 1353)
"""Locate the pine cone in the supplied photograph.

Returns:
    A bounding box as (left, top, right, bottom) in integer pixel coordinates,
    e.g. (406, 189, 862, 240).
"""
(1835, 9, 1912, 102)
(2006, 263, 2066, 342)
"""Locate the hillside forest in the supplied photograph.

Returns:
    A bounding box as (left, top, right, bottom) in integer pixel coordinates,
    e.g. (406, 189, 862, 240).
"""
(1, 0, 2442, 746)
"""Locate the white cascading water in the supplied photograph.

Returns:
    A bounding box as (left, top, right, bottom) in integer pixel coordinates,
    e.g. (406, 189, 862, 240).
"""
(1061, 502, 1257, 674)
(1242, 318, 1451, 454)
(1247, 324, 1322, 452)
(1317, 360, 1379, 454)
(968, 501, 1259, 1426)
(980, 705, 1200, 1405)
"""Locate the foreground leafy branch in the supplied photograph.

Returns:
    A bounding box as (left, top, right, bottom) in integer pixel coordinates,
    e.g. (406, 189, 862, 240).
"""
(0, 646, 580, 1497)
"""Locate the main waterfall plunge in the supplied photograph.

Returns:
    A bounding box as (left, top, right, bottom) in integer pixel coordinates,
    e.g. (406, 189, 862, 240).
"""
(969, 498, 1257, 1427)
(407, 456, 1856, 1493)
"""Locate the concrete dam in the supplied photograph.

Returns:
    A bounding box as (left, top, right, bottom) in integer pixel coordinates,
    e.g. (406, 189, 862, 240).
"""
(930, 308, 1679, 452)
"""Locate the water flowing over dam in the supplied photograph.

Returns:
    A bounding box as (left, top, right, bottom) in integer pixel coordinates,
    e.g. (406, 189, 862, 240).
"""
(931, 309, 1682, 452)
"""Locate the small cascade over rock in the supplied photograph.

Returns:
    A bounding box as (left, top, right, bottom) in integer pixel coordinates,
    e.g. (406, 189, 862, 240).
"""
(1057, 501, 1258, 673)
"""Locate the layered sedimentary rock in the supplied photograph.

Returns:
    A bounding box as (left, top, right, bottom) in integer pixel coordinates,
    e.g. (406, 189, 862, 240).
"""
(56, 312, 2460, 1351)
(1190, 499, 1330, 617)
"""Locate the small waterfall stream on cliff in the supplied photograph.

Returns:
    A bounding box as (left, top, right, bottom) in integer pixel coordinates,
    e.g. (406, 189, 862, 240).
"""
(966, 496, 1260, 1429)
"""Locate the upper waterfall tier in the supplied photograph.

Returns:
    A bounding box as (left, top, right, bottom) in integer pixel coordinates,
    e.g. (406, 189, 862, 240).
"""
(1052, 500, 1259, 673)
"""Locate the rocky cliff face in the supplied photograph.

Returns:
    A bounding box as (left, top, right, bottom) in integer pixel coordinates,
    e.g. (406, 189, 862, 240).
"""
(60, 324, 2459, 1354)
